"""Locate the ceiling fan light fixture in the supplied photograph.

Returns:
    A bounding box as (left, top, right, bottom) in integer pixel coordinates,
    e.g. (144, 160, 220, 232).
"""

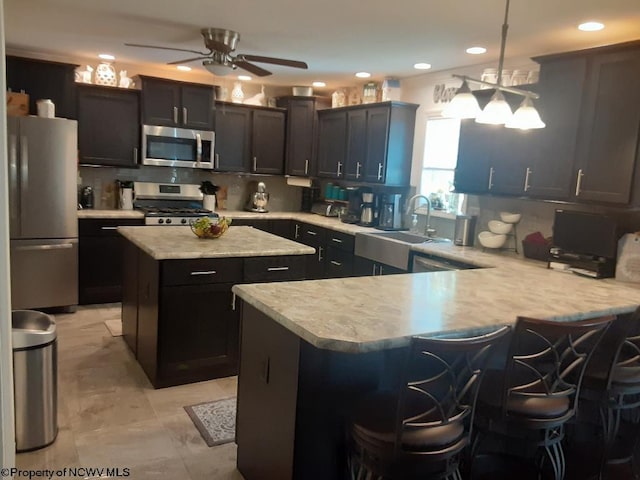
(505, 96, 546, 129)
(203, 60, 234, 76)
(442, 80, 481, 119)
(476, 90, 513, 125)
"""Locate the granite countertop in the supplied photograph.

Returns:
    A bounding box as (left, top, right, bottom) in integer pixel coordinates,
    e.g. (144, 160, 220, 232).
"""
(78, 209, 144, 219)
(233, 242, 640, 353)
(118, 225, 315, 260)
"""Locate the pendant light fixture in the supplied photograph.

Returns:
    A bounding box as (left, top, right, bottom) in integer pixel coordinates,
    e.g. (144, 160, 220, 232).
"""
(444, 0, 545, 130)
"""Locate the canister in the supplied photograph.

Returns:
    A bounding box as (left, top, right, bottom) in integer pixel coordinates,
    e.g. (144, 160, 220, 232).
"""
(36, 99, 55, 118)
(454, 215, 477, 246)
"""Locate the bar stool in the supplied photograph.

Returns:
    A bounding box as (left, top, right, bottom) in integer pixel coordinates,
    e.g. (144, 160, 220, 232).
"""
(347, 326, 511, 480)
(471, 315, 614, 480)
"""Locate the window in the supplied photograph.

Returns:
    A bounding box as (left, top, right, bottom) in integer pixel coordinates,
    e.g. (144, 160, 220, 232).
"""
(419, 117, 464, 214)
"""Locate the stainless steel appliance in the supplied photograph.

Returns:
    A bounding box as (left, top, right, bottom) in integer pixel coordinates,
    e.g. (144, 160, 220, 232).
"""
(454, 215, 477, 246)
(311, 202, 339, 217)
(246, 181, 269, 212)
(377, 193, 404, 230)
(360, 192, 376, 226)
(9, 116, 78, 310)
(341, 187, 361, 224)
(410, 252, 482, 272)
(133, 181, 218, 225)
(79, 186, 94, 209)
(142, 125, 214, 169)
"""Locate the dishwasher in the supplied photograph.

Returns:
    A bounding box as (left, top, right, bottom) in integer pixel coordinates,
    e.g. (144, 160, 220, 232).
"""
(410, 251, 482, 272)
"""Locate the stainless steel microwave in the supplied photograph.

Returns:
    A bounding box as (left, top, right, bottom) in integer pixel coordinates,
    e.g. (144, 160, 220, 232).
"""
(142, 125, 215, 169)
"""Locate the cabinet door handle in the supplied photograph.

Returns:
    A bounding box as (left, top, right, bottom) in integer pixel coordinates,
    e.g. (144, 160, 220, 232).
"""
(101, 226, 118, 230)
(195, 133, 202, 165)
(306, 230, 317, 236)
(372, 264, 377, 275)
(173, 106, 178, 124)
(379, 265, 384, 275)
(575, 168, 584, 196)
(336, 162, 343, 177)
(330, 260, 342, 267)
(215, 153, 220, 169)
(190, 270, 217, 276)
(260, 357, 270, 384)
(318, 246, 324, 262)
(253, 156, 257, 171)
(267, 266, 289, 272)
(294, 224, 300, 239)
(15, 243, 73, 251)
(356, 162, 362, 178)
(377, 163, 383, 180)
(304, 159, 309, 175)
(524, 167, 532, 192)
(183, 107, 188, 125)
(331, 237, 343, 243)
(231, 293, 237, 311)
(488, 167, 495, 190)
(133, 147, 138, 164)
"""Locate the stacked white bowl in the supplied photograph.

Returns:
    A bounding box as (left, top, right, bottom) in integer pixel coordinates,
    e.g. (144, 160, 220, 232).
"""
(477, 212, 521, 249)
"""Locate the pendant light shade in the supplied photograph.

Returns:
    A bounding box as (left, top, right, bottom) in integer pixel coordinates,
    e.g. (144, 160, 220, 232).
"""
(505, 96, 546, 129)
(442, 80, 481, 119)
(475, 90, 512, 125)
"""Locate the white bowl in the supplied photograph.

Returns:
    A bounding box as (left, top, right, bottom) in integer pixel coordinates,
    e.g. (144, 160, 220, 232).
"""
(499, 212, 522, 224)
(478, 231, 507, 249)
(488, 220, 513, 235)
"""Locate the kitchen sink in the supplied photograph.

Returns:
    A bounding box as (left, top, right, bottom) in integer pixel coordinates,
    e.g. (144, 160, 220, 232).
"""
(354, 231, 452, 271)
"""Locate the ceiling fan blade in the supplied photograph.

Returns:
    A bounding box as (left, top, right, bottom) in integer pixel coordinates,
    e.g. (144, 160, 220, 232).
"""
(167, 56, 211, 65)
(233, 60, 272, 77)
(125, 43, 210, 56)
(238, 54, 308, 70)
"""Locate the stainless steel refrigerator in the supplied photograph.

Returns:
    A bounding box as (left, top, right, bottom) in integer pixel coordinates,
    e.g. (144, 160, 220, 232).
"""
(8, 116, 78, 309)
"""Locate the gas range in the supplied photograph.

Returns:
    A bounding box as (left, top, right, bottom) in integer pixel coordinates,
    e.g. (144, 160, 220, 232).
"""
(133, 182, 219, 226)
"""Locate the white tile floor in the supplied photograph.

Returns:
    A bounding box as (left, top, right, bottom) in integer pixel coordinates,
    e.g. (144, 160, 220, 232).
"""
(16, 304, 244, 480)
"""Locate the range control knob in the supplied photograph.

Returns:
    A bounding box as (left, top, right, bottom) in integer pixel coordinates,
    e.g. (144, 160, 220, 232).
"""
(158, 219, 164, 224)
(166, 218, 172, 224)
(181, 219, 187, 224)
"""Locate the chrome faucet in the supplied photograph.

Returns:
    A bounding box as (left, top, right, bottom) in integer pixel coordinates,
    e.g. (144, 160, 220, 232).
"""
(405, 194, 435, 237)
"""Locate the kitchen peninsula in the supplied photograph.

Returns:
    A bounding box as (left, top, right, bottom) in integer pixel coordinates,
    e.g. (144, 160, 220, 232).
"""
(118, 225, 314, 387)
(231, 244, 640, 480)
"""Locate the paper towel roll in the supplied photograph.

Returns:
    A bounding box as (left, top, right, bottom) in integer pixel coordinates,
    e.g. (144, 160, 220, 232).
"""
(286, 176, 313, 188)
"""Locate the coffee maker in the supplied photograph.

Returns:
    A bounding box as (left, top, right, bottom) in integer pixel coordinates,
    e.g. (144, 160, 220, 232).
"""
(377, 193, 404, 230)
(359, 191, 377, 227)
(341, 187, 361, 224)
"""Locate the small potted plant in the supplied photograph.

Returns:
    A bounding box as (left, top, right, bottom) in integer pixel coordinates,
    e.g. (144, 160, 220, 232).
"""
(200, 181, 219, 212)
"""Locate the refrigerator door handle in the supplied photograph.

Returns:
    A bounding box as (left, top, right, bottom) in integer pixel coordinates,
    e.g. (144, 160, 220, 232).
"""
(20, 135, 28, 229)
(9, 133, 19, 232)
(15, 243, 74, 252)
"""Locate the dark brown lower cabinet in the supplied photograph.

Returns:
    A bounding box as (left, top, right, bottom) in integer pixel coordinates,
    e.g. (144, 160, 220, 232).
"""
(353, 255, 407, 276)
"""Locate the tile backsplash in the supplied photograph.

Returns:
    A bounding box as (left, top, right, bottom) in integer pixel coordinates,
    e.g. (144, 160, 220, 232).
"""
(79, 165, 302, 212)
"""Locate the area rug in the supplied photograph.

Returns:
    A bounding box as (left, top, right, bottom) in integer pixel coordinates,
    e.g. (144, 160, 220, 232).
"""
(184, 397, 236, 447)
(104, 319, 122, 337)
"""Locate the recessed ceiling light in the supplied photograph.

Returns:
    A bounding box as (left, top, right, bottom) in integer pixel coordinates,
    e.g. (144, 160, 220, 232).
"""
(238, 75, 252, 81)
(578, 21, 605, 32)
(312, 81, 326, 87)
(413, 63, 432, 70)
(98, 54, 115, 61)
(355, 72, 371, 78)
(176, 65, 191, 72)
(466, 47, 487, 55)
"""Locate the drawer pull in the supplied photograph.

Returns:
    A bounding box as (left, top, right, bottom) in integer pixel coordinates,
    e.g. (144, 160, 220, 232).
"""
(331, 238, 343, 243)
(294, 224, 300, 239)
(330, 261, 342, 266)
(190, 270, 217, 276)
(267, 266, 289, 272)
(101, 226, 118, 230)
(306, 230, 317, 236)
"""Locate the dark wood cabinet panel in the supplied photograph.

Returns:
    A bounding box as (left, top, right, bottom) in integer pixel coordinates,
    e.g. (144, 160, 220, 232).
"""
(353, 255, 406, 276)
(316, 111, 347, 178)
(454, 120, 494, 194)
(181, 84, 214, 130)
(136, 251, 160, 384)
(244, 256, 306, 283)
(77, 85, 140, 167)
(122, 241, 139, 355)
(573, 49, 640, 204)
(161, 257, 243, 286)
(345, 109, 367, 180)
(214, 104, 251, 172)
(362, 106, 391, 183)
(325, 246, 354, 277)
(252, 110, 285, 174)
(277, 97, 316, 176)
(6, 56, 77, 119)
(78, 218, 144, 305)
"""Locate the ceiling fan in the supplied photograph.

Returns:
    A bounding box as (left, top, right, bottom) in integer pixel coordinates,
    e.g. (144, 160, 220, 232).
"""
(125, 27, 308, 77)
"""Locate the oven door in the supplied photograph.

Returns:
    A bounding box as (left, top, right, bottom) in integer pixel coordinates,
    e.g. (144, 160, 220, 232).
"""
(142, 125, 214, 169)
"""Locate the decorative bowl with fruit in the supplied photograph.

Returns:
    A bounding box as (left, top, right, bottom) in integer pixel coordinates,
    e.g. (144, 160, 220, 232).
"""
(190, 216, 232, 239)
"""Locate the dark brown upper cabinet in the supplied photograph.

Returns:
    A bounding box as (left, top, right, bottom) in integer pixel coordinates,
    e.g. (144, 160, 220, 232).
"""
(138, 76, 214, 130)
(77, 85, 140, 167)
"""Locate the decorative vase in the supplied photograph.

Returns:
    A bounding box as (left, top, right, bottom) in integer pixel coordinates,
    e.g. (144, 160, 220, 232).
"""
(231, 82, 244, 104)
(95, 62, 117, 87)
(203, 195, 216, 212)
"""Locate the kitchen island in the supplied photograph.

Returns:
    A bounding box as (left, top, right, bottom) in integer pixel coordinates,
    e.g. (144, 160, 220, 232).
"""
(118, 225, 314, 387)
(231, 245, 640, 480)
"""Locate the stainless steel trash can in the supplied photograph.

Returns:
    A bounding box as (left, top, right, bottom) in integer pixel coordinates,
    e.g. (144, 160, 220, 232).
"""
(12, 310, 57, 451)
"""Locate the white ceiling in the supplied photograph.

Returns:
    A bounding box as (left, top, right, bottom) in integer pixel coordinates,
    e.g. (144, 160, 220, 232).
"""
(4, 0, 640, 89)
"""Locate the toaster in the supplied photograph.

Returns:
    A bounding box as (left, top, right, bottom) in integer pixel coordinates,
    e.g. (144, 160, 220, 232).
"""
(311, 202, 339, 217)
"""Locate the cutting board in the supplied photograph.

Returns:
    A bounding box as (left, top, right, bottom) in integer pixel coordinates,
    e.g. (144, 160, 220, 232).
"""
(616, 233, 640, 283)
(6, 91, 29, 116)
